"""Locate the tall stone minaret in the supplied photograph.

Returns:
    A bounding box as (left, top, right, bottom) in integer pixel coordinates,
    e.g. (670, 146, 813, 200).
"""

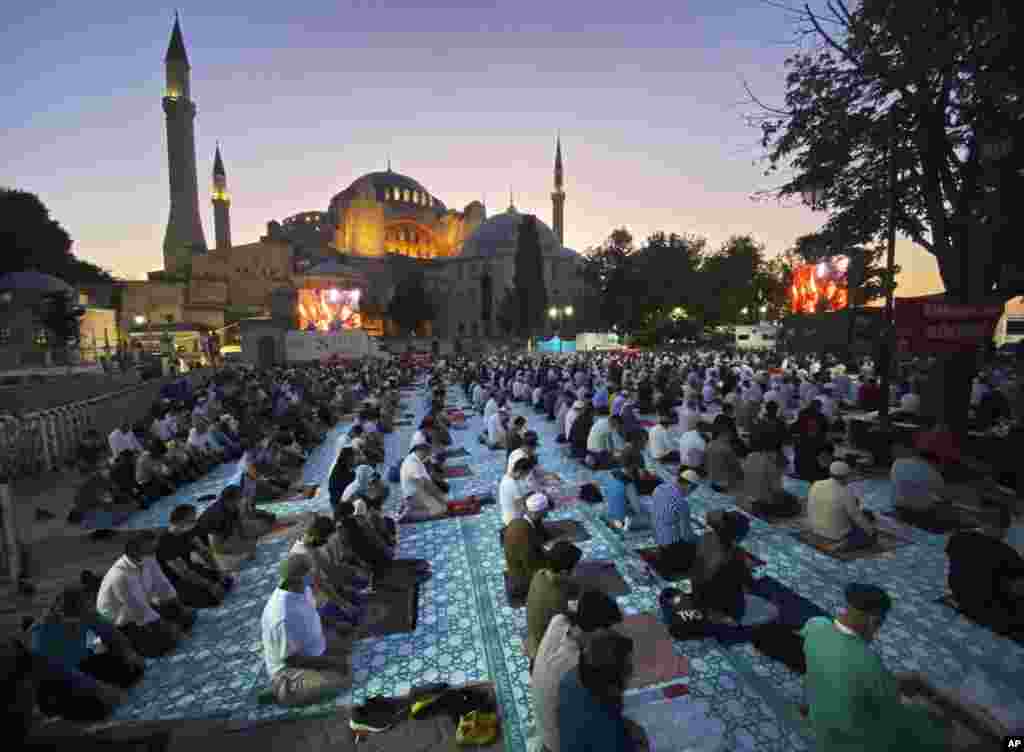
(551, 135, 565, 246)
(162, 13, 208, 275)
(211, 143, 231, 250)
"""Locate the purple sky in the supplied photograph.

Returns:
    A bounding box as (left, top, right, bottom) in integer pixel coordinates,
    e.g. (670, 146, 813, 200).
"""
(1, 0, 943, 295)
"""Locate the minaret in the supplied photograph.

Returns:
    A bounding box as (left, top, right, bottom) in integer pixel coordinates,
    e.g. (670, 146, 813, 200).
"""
(551, 135, 565, 246)
(211, 143, 231, 250)
(162, 13, 208, 275)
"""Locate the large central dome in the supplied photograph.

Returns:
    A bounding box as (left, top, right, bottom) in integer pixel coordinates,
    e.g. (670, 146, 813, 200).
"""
(459, 205, 576, 259)
(329, 170, 446, 212)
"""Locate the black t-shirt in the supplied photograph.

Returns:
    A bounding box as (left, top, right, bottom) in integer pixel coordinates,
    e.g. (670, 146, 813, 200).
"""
(195, 499, 240, 540)
(156, 529, 202, 579)
(946, 531, 1024, 610)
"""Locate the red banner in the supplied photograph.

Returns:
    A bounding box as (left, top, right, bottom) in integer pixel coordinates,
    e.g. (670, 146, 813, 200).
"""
(894, 294, 1003, 354)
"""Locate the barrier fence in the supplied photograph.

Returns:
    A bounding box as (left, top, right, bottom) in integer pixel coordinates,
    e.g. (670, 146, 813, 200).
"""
(0, 368, 212, 582)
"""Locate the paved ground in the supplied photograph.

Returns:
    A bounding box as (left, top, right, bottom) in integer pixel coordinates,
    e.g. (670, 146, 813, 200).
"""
(15, 382, 1024, 751)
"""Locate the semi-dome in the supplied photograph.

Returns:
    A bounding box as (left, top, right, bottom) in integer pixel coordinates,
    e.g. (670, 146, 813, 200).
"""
(0, 271, 75, 295)
(329, 170, 446, 212)
(459, 205, 577, 260)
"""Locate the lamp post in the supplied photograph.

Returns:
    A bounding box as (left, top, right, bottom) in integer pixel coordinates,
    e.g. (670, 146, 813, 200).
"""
(548, 305, 574, 353)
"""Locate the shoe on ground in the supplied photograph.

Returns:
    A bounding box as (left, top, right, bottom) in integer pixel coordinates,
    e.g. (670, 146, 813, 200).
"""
(350, 696, 404, 733)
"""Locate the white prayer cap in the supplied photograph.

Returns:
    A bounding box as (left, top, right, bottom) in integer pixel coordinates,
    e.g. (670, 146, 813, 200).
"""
(829, 461, 851, 478)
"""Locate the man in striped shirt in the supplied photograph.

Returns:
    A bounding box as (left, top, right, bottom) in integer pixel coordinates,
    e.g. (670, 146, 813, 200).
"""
(650, 467, 701, 576)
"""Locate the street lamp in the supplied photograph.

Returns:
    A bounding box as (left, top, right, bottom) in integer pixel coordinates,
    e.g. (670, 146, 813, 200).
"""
(759, 304, 768, 320)
(133, 315, 146, 327)
(549, 305, 574, 353)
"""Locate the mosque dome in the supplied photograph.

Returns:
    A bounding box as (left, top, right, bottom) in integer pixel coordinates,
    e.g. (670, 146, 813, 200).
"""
(459, 205, 577, 260)
(329, 170, 446, 213)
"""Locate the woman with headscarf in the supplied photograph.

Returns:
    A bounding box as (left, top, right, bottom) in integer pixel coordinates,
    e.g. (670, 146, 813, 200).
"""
(290, 516, 365, 634)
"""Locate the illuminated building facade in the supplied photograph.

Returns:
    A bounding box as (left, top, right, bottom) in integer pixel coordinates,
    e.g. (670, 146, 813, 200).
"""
(139, 17, 590, 342)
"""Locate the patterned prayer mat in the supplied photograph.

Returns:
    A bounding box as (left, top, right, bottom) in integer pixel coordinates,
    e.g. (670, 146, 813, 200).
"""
(793, 528, 914, 561)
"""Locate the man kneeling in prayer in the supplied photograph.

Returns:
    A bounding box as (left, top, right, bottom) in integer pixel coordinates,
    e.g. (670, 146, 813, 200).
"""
(261, 555, 353, 706)
(807, 461, 878, 551)
(398, 438, 449, 522)
(801, 583, 952, 751)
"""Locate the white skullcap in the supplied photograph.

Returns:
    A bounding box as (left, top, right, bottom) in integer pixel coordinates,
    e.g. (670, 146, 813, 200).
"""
(829, 461, 851, 478)
(525, 493, 550, 513)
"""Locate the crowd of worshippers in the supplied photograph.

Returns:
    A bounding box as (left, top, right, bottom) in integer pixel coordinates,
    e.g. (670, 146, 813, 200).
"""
(3, 361, 435, 735)
(7, 351, 1024, 748)
(450, 354, 1024, 752)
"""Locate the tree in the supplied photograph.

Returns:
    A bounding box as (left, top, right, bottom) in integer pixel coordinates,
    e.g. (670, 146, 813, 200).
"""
(386, 272, 436, 336)
(751, 0, 1023, 427)
(513, 214, 548, 337)
(581, 228, 636, 332)
(0, 188, 113, 284)
(496, 287, 521, 337)
(688, 235, 770, 329)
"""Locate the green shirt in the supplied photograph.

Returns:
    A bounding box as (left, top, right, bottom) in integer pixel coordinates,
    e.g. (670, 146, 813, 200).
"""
(799, 617, 948, 752)
(525, 569, 574, 660)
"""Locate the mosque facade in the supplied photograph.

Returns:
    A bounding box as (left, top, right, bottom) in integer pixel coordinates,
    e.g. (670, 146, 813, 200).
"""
(121, 17, 589, 345)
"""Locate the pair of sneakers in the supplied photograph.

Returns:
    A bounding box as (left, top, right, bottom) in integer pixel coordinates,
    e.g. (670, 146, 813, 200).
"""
(350, 682, 450, 733)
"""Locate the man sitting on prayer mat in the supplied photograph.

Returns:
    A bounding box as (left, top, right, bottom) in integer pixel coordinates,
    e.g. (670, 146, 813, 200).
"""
(95, 531, 196, 658)
(648, 410, 680, 463)
(559, 629, 648, 752)
(500, 456, 536, 526)
(650, 467, 701, 576)
(526, 542, 584, 666)
(261, 555, 353, 707)
(694, 511, 778, 626)
(156, 504, 230, 609)
(531, 590, 624, 752)
(946, 506, 1024, 638)
(504, 492, 554, 599)
(800, 583, 951, 751)
(741, 435, 802, 518)
(399, 437, 448, 522)
(889, 444, 966, 528)
(807, 462, 878, 551)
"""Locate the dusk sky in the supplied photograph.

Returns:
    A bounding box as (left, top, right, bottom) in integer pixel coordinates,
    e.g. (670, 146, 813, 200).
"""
(2, 0, 943, 295)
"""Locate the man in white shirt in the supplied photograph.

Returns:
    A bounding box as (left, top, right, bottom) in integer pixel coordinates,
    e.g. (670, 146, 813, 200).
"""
(109, 420, 143, 460)
(585, 414, 624, 468)
(485, 407, 511, 449)
(261, 555, 352, 707)
(563, 399, 584, 441)
(399, 439, 448, 522)
(648, 412, 679, 463)
(96, 531, 195, 657)
(499, 456, 535, 526)
(806, 461, 877, 549)
(484, 395, 500, 422)
(679, 428, 707, 470)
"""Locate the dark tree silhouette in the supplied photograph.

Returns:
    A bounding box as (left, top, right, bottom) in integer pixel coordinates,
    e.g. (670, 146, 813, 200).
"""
(513, 215, 548, 337)
(387, 273, 436, 336)
(0, 188, 113, 284)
